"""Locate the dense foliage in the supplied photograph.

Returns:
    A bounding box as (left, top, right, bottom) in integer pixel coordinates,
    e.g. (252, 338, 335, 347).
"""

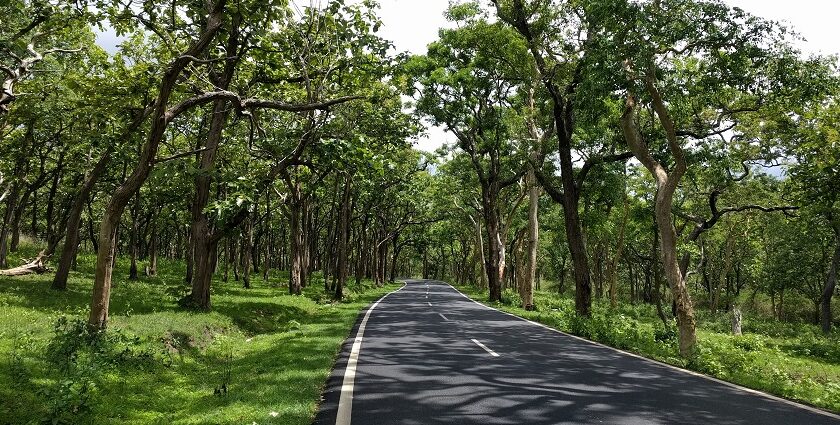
(1, 0, 839, 420)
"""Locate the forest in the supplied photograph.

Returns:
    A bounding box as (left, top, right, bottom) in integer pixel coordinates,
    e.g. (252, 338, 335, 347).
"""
(1, 0, 839, 423)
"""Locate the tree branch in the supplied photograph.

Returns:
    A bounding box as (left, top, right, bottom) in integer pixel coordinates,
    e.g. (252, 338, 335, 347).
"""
(576, 151, 634, 189)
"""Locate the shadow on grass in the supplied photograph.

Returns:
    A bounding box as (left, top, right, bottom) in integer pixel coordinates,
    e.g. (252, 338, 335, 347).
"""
(0, 250, 392, 424)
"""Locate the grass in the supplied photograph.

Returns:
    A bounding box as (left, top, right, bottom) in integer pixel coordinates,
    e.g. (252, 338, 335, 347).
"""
(454, 283, 840, 413)
(0, 245, 398, 424)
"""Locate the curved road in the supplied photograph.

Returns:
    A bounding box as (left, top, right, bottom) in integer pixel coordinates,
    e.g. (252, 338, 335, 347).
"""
(315, 279, 839, 424)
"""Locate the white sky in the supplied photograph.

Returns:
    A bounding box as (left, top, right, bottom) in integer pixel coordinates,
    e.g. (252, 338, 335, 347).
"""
(96, 1, 840, 152)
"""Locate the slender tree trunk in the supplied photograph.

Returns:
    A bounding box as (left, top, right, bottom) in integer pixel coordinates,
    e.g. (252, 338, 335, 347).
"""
(0, 183, 21, 268)
(335, 175, 352, 300)
(147, 219, 157, 277)
(621, 86, 697, 357)
(53, 150, 111, 290)
(289, 200, 303, 295)
(389, 235, 401, 283)
(522, 166, 539, 310)
(263, 190, 271, 281)
(242, 214, 252, 289)
(820, 223, 840, 333)
(608, 198, 629, 308)
(714, 229, 736, 315)
(129, 194, 140, 280)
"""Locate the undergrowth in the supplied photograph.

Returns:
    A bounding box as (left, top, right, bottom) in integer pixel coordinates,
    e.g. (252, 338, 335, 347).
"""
(0, 248, 396, 424)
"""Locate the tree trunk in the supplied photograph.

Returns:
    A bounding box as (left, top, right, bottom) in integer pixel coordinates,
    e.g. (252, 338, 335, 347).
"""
(714, 229, 736, 315)
(147, 224, 158, 276)
(289, 200, 303, 295)
(128, 194, 140, 280)
(621, 86, 697, 357)
(187, 14, 240, 308)
(53, 149, 111, 290)
(0, 183, 21, 268)
(608, 198, 629, 308)
(820, 223, 839, 333)
(242, 214, 252, 289)
(522, 167, 539, 310)
(472, 214, 488, 288)
(482, 183, 506, 302)
(731, 306, 742, 336)
(335, 175, 352, 300)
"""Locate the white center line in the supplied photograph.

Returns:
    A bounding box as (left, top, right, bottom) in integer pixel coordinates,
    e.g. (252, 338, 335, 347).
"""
(471, 339, 499, 357)
(438, 313, 449, 321)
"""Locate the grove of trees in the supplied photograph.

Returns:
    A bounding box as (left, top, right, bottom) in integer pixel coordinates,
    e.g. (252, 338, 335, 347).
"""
(1, 0, 838, 362)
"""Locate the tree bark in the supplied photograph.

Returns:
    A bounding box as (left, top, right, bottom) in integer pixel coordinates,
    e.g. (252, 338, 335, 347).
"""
(146, 219, 158, 277)
(608, 198, 629, 308)
(53, 149, 111, 290)
(188, 11, 240, 308)
(621, 84, 697, 357)
(289, 199, 303, 295)
(128, 194, 140, 280)
(522, 167, 539, 310)
(241, 214, 252, 289)
(820, 222, 840, 333)
(335, 175, 352, 300)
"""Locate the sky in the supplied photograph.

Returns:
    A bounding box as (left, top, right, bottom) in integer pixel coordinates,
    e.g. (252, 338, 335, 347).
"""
(96, 1, 840, 152)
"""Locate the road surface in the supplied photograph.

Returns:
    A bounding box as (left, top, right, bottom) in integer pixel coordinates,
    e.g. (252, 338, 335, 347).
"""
(314, 279, 839, 424)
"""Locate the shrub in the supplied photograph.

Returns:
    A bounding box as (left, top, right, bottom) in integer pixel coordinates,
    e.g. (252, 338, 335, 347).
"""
(790, 334, 840, 363)
(732, 334, 767, 352)
(40, 316, 158, 423)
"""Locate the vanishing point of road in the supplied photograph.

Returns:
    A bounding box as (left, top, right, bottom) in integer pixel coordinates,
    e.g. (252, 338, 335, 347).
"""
(315, 279, 840, 424)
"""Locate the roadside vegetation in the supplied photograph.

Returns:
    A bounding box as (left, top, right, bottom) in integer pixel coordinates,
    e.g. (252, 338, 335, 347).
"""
(1, 245, 397, 424)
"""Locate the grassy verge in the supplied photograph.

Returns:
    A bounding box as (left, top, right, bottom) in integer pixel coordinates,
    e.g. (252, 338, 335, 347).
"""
(0, 247, 397, 424)
(454, 284, 840, 413)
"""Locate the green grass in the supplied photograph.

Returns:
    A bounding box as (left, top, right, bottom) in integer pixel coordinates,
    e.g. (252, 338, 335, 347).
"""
(454, 284, 840, 413)
(0, 246, 398, 424)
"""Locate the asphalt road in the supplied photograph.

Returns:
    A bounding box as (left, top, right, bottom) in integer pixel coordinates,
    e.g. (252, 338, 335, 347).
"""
(315, 279, 840, 424)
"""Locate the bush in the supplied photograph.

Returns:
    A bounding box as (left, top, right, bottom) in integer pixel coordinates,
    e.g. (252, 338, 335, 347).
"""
(654, 326, 677, 343)
(39, 316, 158, 423)
(790, 334, 840, 363)
(732, 334, 767, 352)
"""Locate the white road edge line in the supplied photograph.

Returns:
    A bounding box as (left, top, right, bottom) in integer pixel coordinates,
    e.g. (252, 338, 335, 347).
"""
(471, 338, 499, 357)
(445, 282, 840, 420)
(438, 313, 449, 321)
(336, 283, 406, 425)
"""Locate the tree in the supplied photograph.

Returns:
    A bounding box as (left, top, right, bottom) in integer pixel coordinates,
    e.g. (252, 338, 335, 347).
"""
(409, 7, 531, 302)
(491, 0, 635, 316)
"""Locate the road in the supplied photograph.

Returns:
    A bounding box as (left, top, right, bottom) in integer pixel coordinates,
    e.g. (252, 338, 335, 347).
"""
(314, 279, 839, 424)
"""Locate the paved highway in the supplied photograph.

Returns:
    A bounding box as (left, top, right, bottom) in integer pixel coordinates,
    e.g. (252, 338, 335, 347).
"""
(315, 279, 839, 424)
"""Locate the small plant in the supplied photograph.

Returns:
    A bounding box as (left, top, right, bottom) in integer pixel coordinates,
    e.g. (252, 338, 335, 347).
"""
(208, 335, 236, 396)
(654, 326, 677, 344)
(7, 328, 34, 383)
(732, 334, 766, 352)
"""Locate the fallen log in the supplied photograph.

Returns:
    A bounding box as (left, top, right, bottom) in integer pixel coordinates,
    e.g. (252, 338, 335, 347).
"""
(0, 256, 49, 276)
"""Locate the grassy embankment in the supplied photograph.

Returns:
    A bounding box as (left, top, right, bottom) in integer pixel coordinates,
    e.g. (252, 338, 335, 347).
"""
(455, 283, 840, 413)
(0, 245, 397, 424)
